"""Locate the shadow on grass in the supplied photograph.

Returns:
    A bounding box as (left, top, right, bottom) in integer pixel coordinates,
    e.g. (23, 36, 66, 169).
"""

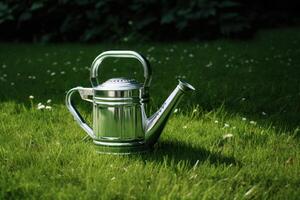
(138, 140, 240, 168)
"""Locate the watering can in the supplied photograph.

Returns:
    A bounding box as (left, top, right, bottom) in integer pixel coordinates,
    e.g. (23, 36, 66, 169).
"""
(66, 50, 195, 154)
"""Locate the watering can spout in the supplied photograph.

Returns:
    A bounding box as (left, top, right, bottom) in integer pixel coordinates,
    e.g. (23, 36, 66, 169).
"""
(145, 80, 195, 146)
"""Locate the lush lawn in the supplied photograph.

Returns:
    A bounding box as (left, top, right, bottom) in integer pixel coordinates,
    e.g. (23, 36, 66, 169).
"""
(0, 27, 300, 199)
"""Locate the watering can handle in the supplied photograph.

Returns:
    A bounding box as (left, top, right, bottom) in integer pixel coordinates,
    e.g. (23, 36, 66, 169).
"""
(65, 87, 96, 139)
(90, 50, 152, 87)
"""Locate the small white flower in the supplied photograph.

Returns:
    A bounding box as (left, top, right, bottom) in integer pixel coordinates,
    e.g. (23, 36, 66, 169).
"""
(37, 104, 45, 110)
(165, 57, 169, 60)
(29, 95, 34, 99)
(242, 117, 247, 121)
(111, 177, 116, 181)
(50, 72, 56, 76)
(3, 74, 7, 77)
(223, 133, 233, 139)
(113, 68, 117, 72)
(2, 64, 7, 68)
(262, 112, 267, 116)
(189, 53, 194, 58)
(10, 82, 15, 86)
(147, 46, 155, 52)
(38, 102, 42, 106)
(205, 61, 213, 68)
(47, 99, 52, 104)
(217, 46, 222, 51)
(241, 97, 246, 101)
(214, 120, 219, 124)
(224, 123, 230, 128)
(60, 71, 65, 75)
(45, 106, 52, 110)
(183, 125, 187, 129)
(32, 76, 36, 79)
(225, 64, 229, 68)
(72, 67, 76, 71)
(169, 48, 174, 52)
(173, 108, 178, 113)
(17, 73, 21, 76)
(250, 121, 257, 125)
(193, 109, 198, 113)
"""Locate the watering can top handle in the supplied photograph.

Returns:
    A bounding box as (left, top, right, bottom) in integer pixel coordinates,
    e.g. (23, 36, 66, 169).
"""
(90, 50, 152, 87)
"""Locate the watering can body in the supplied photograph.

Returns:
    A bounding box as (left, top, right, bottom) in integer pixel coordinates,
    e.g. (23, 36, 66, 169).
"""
(66, 51, 195, 154)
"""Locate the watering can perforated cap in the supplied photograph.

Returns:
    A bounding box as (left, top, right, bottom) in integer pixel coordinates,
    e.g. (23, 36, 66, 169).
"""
(66, 50, 195, 154)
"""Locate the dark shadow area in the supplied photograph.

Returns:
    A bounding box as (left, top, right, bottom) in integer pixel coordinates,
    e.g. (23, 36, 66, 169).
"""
(136, 141, 240, 168)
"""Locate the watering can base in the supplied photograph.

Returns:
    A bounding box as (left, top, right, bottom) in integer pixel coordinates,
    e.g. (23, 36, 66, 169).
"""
(94, 144, 153, 155)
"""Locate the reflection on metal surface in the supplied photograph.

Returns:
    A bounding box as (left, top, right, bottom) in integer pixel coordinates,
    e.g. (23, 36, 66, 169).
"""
(66, 50, 195, 154)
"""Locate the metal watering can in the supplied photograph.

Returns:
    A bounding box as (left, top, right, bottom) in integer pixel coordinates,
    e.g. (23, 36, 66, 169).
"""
(66, 50, 195, 154)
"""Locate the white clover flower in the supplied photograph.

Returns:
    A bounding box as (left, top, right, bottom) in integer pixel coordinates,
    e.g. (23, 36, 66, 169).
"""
(223, 133, 233, 139)
(60, 71, 65, 75)
(2, 64, 7, 68)
(241, 97, 246, 101)
(262, 112, 267, 116)
(50, 72, 56, 76)
(45, 106, 52, 110)
(32, 76, 36, 79)
(72, 67, 76, 71)
(10, 82, 15, 86)
(189, 53, 194, 58)
(47, 99, 52, 104)
(183, 125, 187, 129)
(165, 57, 170, 60)
(214, 120, 219, 124)
(193, 109, 198, 113)
(29, 95, 34, 99)
(250, 121, 257, 125)
(173, 108, 178, 113)
(242, 117, 247, 121)
(38, 102, 42, 106)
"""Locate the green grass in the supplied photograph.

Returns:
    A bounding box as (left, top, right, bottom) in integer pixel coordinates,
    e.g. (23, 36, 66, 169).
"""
(1, 27, 300, 199)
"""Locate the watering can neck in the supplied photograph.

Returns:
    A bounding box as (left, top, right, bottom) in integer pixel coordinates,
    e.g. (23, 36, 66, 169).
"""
(145, 80, 195, 145)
